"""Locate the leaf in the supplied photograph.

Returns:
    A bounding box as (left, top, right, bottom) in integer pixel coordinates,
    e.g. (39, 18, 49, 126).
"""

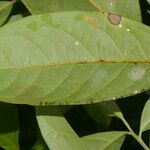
(7, 14, 24, 23)
(0, 1, 14, 26)
(85, 101, 122, 128)
(36, 107, 88, 150)
(0, 102, 19, 150)
(31, 132, 49, 150)
(0, 12, 149, 105)
(139, 99, 150, 135)
(6, 1, 31, 24)
(81, 131, 127, 150)
(88, 0, 142, 22)
(21, 0, 96, 14)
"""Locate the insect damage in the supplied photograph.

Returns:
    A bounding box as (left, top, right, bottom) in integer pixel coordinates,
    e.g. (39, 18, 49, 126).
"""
(108, 13, 121, 25)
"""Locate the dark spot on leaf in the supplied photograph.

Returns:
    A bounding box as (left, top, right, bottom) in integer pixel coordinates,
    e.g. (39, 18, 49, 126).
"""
(108, 13, 121, 25)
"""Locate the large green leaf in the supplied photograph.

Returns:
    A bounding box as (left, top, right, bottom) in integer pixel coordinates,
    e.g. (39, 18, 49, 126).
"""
(21, 0, 142, 22)
(0, 12, 149, 105)
(21, 0, 96, 14)
(139, 99, 150, 136)
(0, 102, 19, 150)
(0, 1, 14, 26)
(82, 131, 127, 150)
(88, 0, 142, 22)
(36, 107, 88, 150)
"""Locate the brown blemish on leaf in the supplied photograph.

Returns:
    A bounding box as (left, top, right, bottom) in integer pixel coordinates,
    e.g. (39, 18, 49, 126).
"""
(84, 16, 99, 27)
(108, 13, 121, 25)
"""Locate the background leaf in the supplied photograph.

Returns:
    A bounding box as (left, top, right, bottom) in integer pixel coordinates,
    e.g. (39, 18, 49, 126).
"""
(139, 99, 150, 136)
(21, 0, 96, 14)
(31, 130, 49, 150)
(6, 2, 30, 24)
(36, 107, 88, 150)
(88, 0, 142, 22)
(0, 102, 19, 150)
(0, 1, 14, 26)
(85, 101, 122, 128)
(0, 12, 149, 105)
(81, 131, 127, 150)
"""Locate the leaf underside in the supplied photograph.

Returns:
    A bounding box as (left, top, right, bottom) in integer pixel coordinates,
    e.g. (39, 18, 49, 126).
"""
(0, 12, 149, 105)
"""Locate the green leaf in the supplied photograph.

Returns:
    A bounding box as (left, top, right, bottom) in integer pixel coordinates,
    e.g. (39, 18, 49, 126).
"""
(89, 0, 142, 22)
(85, 101, 122, 128)
(21, 0, 96, 14)
(31, 133, 49, 150)
(36, 107, 88, 150)
(82, 131, 127, 150)
(139, 99, 150, 136)
(0, 102, 19, 150)
(0, 1, 14, 26)
(0, 12, 149, 105)
(7, 14, 24, 23)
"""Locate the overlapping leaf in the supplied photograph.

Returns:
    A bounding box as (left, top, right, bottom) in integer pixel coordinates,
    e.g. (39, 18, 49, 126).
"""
(85, 101, 122, 128)
(36, 107, 127, 150)
(36, 107, 88, 150)
(0, 1, 14, 26)
(88, 0, 142, 22)
(21, 0, 96, 14)
(21, 0, 142, 22)
(139, 99, 150, 136)
(0, 12, 149, 105)
(0, 102, 19, 150)
(82, 131, 127, 150)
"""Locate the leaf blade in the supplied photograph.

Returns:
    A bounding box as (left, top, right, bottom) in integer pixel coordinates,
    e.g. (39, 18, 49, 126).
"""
(0, 1, 14, 26)
(140, 99, 150, 135)
(89, 0, 142, 22)
(82, 131, 127, 150)
(36, 107, 88, 150)
(0, 102, 19, 150)
(0, 12, 149, 105)
(21, 0, 96, 14)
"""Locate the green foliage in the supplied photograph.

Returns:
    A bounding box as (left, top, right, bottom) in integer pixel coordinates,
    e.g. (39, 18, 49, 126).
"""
(0, 102, 19, 150)
(0, 11, 150, 105)
(0, 0, 149, 150)
(82, 131, 127, 150)
(0, 1, 14, 26)
(140, 99, 150, 135)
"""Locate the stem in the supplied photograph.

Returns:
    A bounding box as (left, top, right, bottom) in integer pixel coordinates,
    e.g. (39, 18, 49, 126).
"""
(121, 117, 149, 150)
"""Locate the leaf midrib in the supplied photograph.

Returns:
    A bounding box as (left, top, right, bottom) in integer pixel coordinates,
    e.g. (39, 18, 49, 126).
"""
(0, 60, 150, 71)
